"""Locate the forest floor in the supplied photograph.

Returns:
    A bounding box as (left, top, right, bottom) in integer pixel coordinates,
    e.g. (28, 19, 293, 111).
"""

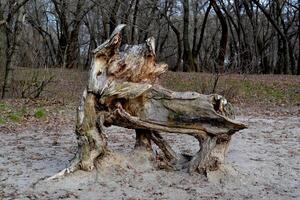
(0, 70, 299, 199)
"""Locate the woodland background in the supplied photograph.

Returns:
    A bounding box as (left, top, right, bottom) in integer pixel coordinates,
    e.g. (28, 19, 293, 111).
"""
(0, 0, 299, 98)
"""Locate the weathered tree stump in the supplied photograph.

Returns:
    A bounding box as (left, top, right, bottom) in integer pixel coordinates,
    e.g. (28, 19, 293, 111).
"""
(48, 24, 246, 179)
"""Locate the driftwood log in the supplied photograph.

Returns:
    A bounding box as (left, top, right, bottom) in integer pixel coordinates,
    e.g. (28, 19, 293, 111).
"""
(48, 25, 246, 179)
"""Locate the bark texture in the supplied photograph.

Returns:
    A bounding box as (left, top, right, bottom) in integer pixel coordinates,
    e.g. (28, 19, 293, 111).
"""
(51, 24, 246, 179)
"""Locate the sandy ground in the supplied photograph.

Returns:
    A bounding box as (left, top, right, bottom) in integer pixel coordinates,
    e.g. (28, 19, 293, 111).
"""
(0, 114, 299, 200)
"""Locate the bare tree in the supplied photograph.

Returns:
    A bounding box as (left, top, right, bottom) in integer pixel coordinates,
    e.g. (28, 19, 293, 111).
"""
(182, 0, 196, 72)
(158, 0, 182, 71)
(211, 0, 228, 73)
(51, 0, 95, 69)
(192, 1, 212, 72)
(0, 0, 298, 75)
(1, 0, 30, 99)
(251, 0, 291, 74)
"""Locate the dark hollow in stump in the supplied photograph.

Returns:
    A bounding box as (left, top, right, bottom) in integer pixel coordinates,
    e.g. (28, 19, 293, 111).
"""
(135, 129, 152, 151)
(48, 24, 247, 180)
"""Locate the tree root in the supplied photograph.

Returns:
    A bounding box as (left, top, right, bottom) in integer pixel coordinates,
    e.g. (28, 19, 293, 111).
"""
(188, 136, 217, 174)
(46, 156, 81, 180)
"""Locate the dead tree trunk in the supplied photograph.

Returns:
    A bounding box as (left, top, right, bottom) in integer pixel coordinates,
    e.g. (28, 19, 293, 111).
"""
(49, 24, 246, 180)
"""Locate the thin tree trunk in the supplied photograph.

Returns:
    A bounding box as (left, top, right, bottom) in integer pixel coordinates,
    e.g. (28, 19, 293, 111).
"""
(211, 0, 228, 73)
(121, 0, 134, 45)
(162, 13, 182, 71)
(182, 0, 195, 72)
(1, 0, 29, 98)
(83, 20, 97, 70)
(109, 0, 121, 34)
(158, 25, 169, 55)
(252, 0, 290, 74)
(63, 30, 80, 69)
(2, 26, 13, 98)
(288, 40, 296, 74)
(131, 0, 140, 44)
(171, 25, 182, 71)
(158, 1, 182, 71)
(192, 1, 199, 59)
(193, 2, 212, 71)
(2, 9, 17, 98)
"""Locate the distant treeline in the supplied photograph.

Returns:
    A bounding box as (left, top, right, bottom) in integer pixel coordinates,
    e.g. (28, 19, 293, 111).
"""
(0, 0, 299, 75)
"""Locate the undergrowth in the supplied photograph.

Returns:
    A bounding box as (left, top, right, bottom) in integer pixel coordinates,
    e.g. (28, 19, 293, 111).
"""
(0, 102, 47, 124)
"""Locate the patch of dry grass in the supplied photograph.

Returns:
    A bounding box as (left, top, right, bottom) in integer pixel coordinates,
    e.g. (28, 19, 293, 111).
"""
(160, 72, 300, 107)
(1, 68, 299, 108)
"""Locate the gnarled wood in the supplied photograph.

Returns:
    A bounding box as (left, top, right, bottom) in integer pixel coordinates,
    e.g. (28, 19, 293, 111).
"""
(51, 24, 246, 179)
(150, 131, 178, 162)
(75, 90, 108, 171)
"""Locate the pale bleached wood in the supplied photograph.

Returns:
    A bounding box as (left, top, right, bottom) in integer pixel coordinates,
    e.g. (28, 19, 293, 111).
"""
(50, 24, 246, 179)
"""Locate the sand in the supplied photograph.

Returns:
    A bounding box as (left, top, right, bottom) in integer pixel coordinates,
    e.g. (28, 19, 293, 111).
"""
(0, 114, 299, 199)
